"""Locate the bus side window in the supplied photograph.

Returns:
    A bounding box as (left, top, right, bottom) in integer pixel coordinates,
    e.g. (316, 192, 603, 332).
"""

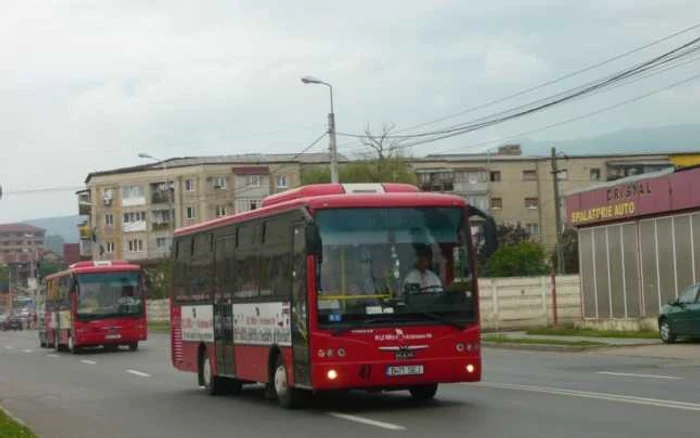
(173, 237, 192, 302)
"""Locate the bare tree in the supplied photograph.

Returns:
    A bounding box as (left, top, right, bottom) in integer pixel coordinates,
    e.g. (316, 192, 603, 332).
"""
(358, 123, 412, 182)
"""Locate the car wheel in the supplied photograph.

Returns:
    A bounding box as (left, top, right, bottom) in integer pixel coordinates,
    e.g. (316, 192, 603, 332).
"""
(659, 318, 677, 344)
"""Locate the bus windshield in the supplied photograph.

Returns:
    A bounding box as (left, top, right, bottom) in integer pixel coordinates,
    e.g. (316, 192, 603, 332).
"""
(314, 207, 475, 329)
(76, 272, 143, 320)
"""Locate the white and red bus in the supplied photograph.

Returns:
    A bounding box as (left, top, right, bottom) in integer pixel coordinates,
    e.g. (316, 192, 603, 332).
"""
(170, 183, 496, 408)
(40, 260, 147, 353)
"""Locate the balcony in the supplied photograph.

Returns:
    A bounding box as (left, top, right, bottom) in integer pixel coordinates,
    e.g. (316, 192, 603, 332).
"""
(79, 240, 92, 257)
(151, 190, 172, 205)
(606, 160, 674, 182)
(151, 222, 172, 232)
(78, 223, 93, 240)
(77, 190, 91, 215)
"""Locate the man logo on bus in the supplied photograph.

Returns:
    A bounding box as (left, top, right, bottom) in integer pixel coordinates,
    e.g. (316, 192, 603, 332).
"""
(395, 328, 404, 339)
(192, 308, 197, 319)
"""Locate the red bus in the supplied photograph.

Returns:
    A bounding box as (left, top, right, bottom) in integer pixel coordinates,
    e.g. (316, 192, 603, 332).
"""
(40, 260, 148, 353)
(170, 183, 496, 408)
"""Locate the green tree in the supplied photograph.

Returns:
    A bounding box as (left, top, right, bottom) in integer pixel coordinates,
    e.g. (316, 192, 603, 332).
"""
(39, 260, 62, 278)
(301, 123, 417, 185)
(477, 222, 533, 276)
(0, 264, 8, 294)
(144, 257, 172, 300)
(487, 240, 550, 277)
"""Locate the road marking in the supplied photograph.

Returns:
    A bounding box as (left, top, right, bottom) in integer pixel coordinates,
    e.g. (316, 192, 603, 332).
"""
(22, 349, 33, 353)
(126, 369, 151, 377)
(477, 382, 700, 412)
(47, 354, 60, 358)
(597, 371, 683, 380)
(327, 413, 406, 430)
(81, 359, 97, 365)
(4, 345, 14, 350)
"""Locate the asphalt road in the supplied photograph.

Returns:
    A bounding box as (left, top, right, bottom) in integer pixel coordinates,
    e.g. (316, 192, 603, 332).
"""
(1, 330, 699, 438)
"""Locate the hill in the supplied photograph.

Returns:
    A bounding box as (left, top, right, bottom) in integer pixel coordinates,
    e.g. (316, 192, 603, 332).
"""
(23, 215, 85, 244)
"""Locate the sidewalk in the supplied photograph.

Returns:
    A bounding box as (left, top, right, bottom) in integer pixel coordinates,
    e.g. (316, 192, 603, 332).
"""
(487, 331, 661, 346)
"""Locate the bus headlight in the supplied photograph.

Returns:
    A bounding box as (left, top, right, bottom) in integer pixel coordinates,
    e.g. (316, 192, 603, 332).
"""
(466, 364, 475, 373)
(327, 369, 338, 380)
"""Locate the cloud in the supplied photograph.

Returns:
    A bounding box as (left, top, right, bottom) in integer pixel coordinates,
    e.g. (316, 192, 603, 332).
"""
(1, 0, 700, 222)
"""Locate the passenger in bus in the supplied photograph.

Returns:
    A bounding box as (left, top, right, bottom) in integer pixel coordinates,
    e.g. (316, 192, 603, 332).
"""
(402, 251, 443, 294)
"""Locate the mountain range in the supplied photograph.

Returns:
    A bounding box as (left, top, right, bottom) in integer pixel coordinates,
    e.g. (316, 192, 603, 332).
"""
(23, 215, 85, 245)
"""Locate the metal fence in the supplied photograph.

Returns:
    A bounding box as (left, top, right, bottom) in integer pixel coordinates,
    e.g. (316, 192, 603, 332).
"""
(579, 211, 700, 319)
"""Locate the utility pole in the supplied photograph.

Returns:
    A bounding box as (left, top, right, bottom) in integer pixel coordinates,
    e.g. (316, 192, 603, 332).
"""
(328, 110, 339, 184)
(551, 147, 565, 274)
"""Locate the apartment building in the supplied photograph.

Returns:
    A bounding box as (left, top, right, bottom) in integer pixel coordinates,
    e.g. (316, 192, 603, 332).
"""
(412, 145, 700, 251)
(0, 223, 46, 264)
(77, 153, 337, 263)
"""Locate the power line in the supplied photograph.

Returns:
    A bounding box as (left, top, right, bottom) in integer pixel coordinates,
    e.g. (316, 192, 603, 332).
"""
(388, 21, 700, 135)
(336, 35, 700, 143)
(423, 70, 700, 154)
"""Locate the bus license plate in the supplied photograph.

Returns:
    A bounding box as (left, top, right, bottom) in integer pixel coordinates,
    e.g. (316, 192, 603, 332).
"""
(386, 365, 424, 377)
(105, 334, 121, 340)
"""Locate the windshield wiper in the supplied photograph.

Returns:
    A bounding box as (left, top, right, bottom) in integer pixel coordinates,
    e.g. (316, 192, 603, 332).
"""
(417, 312, 465, 330)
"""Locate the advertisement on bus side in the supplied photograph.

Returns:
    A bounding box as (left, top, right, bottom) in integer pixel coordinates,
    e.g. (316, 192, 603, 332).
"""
(181, 305, 214, 342)
(233, 302, 291, 346)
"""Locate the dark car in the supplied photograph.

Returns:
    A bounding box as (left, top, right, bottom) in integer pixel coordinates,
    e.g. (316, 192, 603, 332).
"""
(2, 314, 23, 331)
(659, 283, 700, 343)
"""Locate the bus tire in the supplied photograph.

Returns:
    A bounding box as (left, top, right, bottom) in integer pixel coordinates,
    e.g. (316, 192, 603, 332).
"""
(128, 342, 139, 351)
(273, 355, 307, 409)
(199, 348, 225, 396)
(68, 335, 80, 355)
(409, 383, 438, 401)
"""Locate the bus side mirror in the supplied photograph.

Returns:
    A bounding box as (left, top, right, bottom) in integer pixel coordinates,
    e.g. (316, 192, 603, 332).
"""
(305, 223, 323, 258)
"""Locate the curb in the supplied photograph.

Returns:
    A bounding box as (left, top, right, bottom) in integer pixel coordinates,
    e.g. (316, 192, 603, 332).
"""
(481, 342, 605, 353)
(0, 403, 29, 429)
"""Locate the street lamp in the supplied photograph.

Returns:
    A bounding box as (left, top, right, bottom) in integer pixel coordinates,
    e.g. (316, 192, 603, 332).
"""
(301, 75, 339, 183)
(138, 153, 174, 251)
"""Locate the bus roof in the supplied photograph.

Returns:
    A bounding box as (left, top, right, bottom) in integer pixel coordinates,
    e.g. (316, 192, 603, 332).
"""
(45, 260, 142, 280)
(174, 183, 467, 238)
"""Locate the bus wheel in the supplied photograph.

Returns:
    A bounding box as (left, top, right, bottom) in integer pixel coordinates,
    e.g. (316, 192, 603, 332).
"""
(200, 351, 225, 396)
(273, 355, 307, 409)
(409, 384, 438, 401)
(128, 342, 139, 351)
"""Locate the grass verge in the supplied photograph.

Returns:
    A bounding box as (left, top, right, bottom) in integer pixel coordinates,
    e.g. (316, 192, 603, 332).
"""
(482, 334, 607, 347)
(148, 321, 171, 333)
(525, 326, 659, 339)
(0, 408, 37, 438)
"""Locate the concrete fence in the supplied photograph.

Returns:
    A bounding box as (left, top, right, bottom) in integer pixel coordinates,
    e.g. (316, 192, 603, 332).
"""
(147, 274, 583, 330)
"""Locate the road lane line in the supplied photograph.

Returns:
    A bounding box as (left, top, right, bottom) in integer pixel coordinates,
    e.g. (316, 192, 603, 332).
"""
(126, 369, 151, 377)
(81, 359, 97, 365)
(327, 413, 406, 430)
(4, 345, 14, 350)
(597, 371, 683, 380)
(477, 382, 700, 411)
(22, 349, 34, 353)
(47, 354, 60, 358)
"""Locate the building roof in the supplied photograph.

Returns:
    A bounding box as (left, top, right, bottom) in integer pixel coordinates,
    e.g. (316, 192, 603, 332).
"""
(0, 223, 45, 234)
(421, 150, 699, 162)
(84, 152, 347, 183)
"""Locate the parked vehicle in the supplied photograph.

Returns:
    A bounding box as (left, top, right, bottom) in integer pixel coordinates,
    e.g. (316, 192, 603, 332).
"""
(659, 282, 700, 343)
(2, 313, 23, 331)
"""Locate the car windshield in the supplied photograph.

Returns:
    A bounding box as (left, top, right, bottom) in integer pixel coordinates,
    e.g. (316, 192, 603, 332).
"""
(76, 272, 143, 319)
(314, 207, 474, 329)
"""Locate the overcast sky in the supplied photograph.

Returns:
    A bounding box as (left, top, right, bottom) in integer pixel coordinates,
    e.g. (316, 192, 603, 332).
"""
(2, 0, 700, 223)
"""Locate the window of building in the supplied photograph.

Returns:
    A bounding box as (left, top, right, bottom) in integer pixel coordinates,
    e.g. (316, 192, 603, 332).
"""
(186, 206, 196, 219)
(121, 185, 144, 199)
(490, 171, 501, 182)
(214, 176, 227, 189)
(215, 205, 228, 217)
(156, 237, 171, 249)
(236, 199, 261, 213)
(122, 212, 146, 223)
(127, 239, 143, 252)
(104, 213, 114, 226)
(247, 175, 261, 187)
(557, 169, 568, 180)
(491, 197, 503, 209)
(276, 175, 288, 188)
(105, 242, 115, 253)
(526, 223, 540, 236)
(590, 168, 601, 180)
(185, 179, 195, 191)
(525, 197, 539, 209)
(522, 170, 537, 181)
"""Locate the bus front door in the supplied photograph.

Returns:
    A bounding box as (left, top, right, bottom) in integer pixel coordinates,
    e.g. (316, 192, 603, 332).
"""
(214, 237, 235, 377)
(291, 222, 311, 387)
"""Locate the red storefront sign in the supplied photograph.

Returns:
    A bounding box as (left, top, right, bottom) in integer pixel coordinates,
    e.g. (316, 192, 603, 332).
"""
(566, 166, 700, 227)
